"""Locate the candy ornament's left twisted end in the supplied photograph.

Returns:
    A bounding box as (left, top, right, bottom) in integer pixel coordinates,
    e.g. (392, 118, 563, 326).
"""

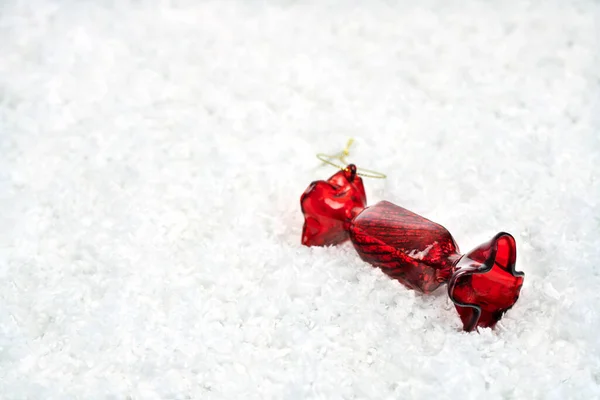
(301, 165, 367, 246)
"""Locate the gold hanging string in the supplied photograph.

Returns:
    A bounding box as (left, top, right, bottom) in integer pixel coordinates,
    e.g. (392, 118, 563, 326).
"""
(316, 138, 387, 179)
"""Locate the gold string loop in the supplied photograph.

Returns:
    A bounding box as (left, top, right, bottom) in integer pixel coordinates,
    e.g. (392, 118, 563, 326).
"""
(316, 138, 387, 179)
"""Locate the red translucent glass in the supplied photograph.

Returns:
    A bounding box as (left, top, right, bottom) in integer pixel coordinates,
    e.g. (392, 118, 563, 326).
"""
(349, 200, 459, 293)
(448, 233, 524, 331)
(300, 164, 525, 331)
(300, 164, 367, 246)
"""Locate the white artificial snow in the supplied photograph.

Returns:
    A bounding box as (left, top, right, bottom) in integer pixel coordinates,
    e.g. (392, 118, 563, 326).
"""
(0, 0, 599, 398)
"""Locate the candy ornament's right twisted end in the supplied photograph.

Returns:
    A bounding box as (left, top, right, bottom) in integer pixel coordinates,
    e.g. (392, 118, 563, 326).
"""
(448, 232, 525, 332)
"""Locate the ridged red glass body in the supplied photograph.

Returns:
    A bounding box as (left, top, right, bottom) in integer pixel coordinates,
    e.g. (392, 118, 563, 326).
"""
(300, 165, 524, 332)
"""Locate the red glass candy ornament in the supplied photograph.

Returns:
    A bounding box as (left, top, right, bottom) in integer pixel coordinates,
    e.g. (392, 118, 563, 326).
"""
(300, 164, 525, 332)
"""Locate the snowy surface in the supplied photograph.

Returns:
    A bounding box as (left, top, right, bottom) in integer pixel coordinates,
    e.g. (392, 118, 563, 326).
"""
(1, 0, 599, 398)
